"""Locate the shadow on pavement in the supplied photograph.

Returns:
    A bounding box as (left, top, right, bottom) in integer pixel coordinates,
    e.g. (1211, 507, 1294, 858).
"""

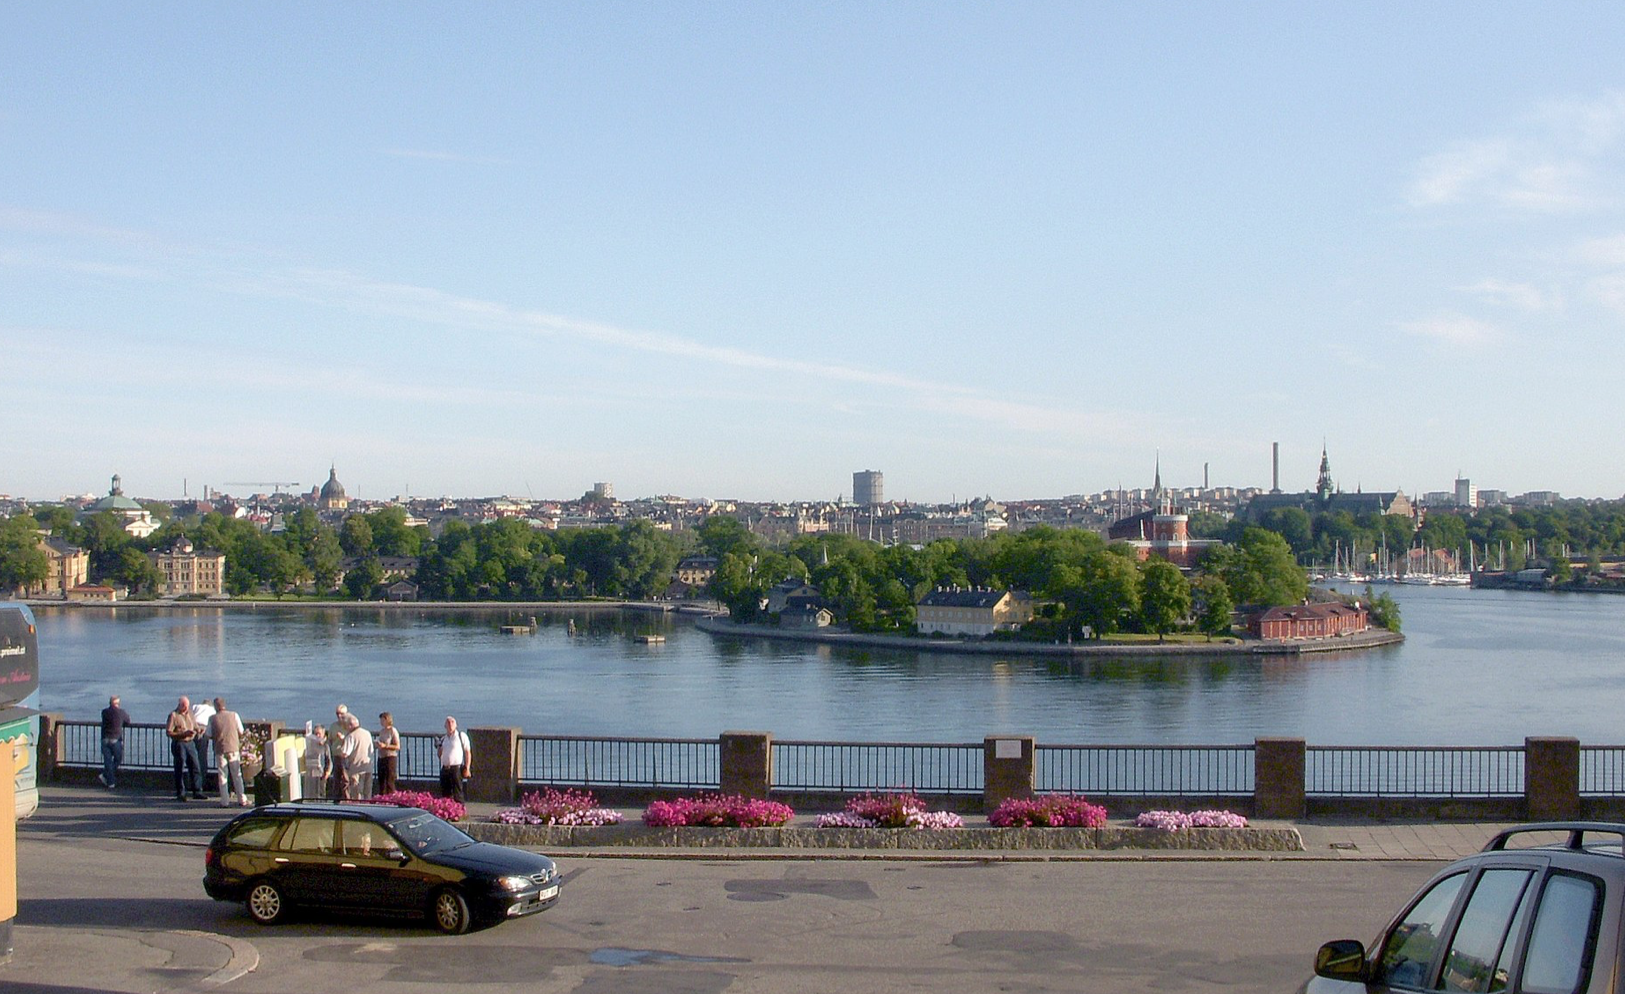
(19, 897, 225, 931)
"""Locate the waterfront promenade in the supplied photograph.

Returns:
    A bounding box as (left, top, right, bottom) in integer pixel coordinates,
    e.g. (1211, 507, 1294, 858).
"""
(2, 785, 1512, 993)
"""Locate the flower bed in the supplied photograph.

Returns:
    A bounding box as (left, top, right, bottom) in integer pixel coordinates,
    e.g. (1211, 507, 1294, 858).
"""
(365, 790, 466, 822)
(814, 792, 964, 830)
(1134, 809, 1249, 830)
(643, 794, 794, 828)
(988, 794, 1107, 828)
(493, 788, 623, 826)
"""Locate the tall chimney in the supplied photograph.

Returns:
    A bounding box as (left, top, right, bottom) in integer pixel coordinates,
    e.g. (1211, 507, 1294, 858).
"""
(1203, 462, 1209, 491)
(1271, 442, 1280, 494)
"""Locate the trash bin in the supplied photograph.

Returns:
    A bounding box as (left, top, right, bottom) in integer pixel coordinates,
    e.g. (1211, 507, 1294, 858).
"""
(253, 768, 288, 807)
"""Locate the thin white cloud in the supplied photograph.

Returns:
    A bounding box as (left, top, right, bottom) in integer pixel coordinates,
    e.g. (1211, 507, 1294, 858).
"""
(1457, 279, 1549, 312)
(1573, 234, 1625, 267)
(1, 209, 1151, 443)
(1407, 91, 1625, 213)
(1396, 312, 1500, 346)
(1587, 274, 1625, 316)
(379, 148, 513, 166)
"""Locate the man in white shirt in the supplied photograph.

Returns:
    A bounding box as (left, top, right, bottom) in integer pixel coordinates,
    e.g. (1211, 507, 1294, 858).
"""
(437, 716, 471, 802)
(190, 697, 218, 790)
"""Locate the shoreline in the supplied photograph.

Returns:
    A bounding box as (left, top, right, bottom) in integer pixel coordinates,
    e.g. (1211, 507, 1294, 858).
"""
(15, 597, 1404, 657)
(696, 615, 1404, 658)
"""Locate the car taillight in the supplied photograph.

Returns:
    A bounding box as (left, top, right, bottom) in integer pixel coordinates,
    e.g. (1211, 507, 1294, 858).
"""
(205, 849, 218, 867)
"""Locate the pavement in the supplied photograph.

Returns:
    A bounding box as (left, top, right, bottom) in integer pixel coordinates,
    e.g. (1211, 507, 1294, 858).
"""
(0, 785, 1519, 992)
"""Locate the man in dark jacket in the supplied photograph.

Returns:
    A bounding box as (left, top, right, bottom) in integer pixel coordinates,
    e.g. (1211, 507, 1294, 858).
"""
(99, 695, 131, 789)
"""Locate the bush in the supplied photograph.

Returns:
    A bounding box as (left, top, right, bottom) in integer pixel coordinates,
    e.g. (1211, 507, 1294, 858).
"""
(988, 794, 1107, 828)
(815, 792, 964, 829)
(366, 790, 466, 822)
(493, 788, 623, 826)
(1134, 809, 1249, 830)
(643, 794, 794, 828)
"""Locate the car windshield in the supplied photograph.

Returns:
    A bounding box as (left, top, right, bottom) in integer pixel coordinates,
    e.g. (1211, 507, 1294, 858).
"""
(385, 811, 476, 856)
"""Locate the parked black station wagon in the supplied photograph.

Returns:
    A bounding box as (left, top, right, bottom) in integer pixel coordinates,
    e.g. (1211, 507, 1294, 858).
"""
(204, 802, 560, 934)
(1304, 822, 1625, 993)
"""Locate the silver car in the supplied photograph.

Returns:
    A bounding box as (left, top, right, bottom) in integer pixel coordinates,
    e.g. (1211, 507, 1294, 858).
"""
(1305, 822, 1620, 993)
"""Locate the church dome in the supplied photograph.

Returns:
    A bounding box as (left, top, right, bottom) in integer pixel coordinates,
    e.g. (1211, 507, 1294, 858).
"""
(320, 467, 346, 501)
(89, 474, 144, 513)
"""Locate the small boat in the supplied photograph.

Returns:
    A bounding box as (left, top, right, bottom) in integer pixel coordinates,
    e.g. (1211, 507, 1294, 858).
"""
(633, 634, 666, 644)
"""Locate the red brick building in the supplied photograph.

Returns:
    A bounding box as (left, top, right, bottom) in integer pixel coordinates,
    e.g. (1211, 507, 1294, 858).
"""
(1249, 602, 1369, 640)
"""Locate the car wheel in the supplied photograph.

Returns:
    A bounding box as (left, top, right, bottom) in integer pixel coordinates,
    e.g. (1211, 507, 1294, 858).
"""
(430, 886, 472, 934)
(245, 879, 287, 925)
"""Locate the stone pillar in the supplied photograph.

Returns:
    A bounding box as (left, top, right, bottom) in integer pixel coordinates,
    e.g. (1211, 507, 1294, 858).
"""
(35, 713, 61, 782)
(1254, 738, 1305, 819)
(719, 731, 773, 798)
(984, 736, 1035, 810)
(1525, 737, 1580, 821)
(467, 727, 521, 804)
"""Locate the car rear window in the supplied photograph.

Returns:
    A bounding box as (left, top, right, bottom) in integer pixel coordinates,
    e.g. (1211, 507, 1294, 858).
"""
(1520, 872, 1602, 994)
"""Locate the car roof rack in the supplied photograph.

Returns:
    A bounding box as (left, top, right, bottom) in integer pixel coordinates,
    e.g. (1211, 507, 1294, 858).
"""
(1484, 822, 1625, 855)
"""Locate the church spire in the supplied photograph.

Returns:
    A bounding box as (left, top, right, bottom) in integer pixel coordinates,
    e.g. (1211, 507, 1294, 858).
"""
(1315, 443, 1334, 503)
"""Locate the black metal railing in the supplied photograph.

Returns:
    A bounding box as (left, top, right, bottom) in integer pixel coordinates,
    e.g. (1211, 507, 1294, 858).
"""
(1036, 744, 1255, 796)
(519, 735, 719, 789)
(1306, 745, 1524, 797)
(772, 740, 983, 793)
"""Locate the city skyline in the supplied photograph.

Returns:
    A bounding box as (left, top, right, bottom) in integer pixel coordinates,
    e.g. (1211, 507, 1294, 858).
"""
(4, 5, 1625, 502)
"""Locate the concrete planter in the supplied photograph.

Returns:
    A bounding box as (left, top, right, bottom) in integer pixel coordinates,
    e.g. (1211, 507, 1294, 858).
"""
(464, 821, 1303, 852)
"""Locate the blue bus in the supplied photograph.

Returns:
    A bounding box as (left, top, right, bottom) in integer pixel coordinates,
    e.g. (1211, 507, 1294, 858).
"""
(0, 604, 40, 819)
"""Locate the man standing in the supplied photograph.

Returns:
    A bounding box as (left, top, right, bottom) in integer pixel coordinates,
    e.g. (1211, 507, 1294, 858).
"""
(208, 697, 250, 807)
(344, 713, 374, 799)
(327, 704, 351, 802)
(190, 696, 217, 791)
(166, 697, 206, 801)
(99, 695, 131, 789)
(303, 724, 330, 800)
(437, 716, 471, 803)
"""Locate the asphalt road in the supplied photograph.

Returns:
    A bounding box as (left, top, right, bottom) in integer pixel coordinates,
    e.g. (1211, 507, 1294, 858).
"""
(8, 797, 1445, 994)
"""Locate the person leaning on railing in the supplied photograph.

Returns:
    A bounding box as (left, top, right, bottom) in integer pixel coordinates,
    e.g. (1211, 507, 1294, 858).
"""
(98, 695, 130, 789)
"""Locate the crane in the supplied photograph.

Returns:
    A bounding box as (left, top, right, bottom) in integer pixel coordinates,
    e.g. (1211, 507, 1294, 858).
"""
(222, 481, 301, 495)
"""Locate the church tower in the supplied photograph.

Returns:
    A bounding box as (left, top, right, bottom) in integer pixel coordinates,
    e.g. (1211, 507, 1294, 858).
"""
(1315, 445, 1335, 503)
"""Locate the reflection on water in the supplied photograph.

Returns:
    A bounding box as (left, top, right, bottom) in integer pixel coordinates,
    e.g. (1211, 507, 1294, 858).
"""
(28, 585, 1625, 744)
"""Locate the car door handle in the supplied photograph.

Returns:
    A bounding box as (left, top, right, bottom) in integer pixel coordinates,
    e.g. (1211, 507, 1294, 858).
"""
(341, 863, 357, 869)
(274, 857, 289, 864)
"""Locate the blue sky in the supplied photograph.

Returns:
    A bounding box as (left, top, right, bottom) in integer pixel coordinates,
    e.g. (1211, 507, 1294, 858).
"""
(4, 3, 1624, 504)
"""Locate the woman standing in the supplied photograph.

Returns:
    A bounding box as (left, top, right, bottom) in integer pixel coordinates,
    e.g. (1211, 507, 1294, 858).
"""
(375, 711, 400, 795)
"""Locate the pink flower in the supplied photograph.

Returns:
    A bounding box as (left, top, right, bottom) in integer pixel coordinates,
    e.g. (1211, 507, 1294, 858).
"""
(988, 794, 1106, 828)
(642, 794, 794, 828)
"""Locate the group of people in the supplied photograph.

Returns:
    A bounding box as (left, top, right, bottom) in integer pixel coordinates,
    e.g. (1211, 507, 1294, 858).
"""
(159, 695, 253, 806)
(301, 704, 402, 802)
(97, 695, 474, 805)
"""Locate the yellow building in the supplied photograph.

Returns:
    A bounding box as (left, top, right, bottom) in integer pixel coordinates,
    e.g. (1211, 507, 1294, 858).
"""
(150, 538, 226, 597)
(25, 536, 88, 599)
(915, 587, 1033, 637)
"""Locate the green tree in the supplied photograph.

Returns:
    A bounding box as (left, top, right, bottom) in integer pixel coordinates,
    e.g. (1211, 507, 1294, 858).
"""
(339, 515, 374, 557)
(344, 557, 385, 599)
(1259, 507, 1314, 556)
(1192, 575, 1235, 639)
(111, 546, 162, 596)
(1207, 528, 1308, 607)
(1139, 559, 1191, 640)
(0, 516, 49, 593)
(1066, 550, 1142, 637)
(1363, 586, 1402, 633)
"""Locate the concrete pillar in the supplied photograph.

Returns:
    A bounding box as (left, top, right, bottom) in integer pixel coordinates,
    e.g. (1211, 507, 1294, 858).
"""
(35, 713, 61, 782)
(1525, 737, 1580, 821)
(719, 731, 773, 798)
(984, 735, 1035, 810)
(1254, 738, 1305, 819)
(467, 727, 521, 804)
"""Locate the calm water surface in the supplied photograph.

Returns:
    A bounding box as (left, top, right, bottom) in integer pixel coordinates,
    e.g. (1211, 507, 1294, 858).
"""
(29, 585, 1625, 745)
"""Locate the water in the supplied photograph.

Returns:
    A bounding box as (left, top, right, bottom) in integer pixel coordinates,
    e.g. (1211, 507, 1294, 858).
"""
(28, 585, 1625, 746)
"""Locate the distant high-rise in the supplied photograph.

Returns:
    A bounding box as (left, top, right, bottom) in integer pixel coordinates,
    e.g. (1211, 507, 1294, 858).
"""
(591, 482, 614, 500)
(1455, 477, 1477, 509)
(853, 470, 884, 506)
